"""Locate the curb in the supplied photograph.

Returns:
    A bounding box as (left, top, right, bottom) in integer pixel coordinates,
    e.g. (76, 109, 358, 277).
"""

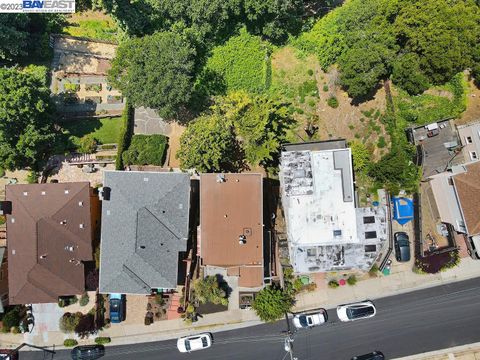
(393, 341, 480, 359)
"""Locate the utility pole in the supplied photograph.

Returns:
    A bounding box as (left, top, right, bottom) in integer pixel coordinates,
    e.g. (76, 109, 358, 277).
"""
(283, 312, 298, 360)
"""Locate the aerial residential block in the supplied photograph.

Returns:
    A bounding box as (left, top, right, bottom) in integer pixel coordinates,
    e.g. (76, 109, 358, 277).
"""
(98, 171, 190, 295)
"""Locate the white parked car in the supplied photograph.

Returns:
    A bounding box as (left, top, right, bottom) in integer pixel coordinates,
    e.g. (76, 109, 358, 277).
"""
(337, 301, 376, 322)
(292, 310, 327, 329)
(177, 333, 212, 353)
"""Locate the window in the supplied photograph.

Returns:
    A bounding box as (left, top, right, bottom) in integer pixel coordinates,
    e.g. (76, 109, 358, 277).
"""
(364, 245, 376, 252)
(365, 231, 377, 239)
(333, 230, 342, 237)
(363, 216, 375, 224)
(470, 151, 478, 160)
(465, 136, 473, 144)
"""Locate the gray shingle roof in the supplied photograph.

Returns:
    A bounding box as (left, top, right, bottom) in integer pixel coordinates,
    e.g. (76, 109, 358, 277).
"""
(99, 171, 190, 294)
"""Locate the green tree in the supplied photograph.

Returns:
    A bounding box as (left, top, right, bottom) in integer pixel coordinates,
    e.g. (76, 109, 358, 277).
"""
(78, 135, 97, 154)
(252, 285, 294, 322)
(349, 141, 371, 173)
(394, 0, 480, 85)
(0, 15, 29, 62)
(215, 91, 294, 166)
(176, 113, 243, 172)
(108, 32, 196, 118)
(0, 67, 56, 170)
(391, 53, 430, 95)
(193, 275, 229, 306)
(243, 0, 304, 43)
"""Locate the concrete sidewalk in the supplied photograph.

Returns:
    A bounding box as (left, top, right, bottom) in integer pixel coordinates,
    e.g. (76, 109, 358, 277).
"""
(395, 342, 480, 359)
(1, 258, 479, 350)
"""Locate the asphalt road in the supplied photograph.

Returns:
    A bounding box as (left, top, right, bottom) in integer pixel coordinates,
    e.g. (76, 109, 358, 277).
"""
(20, 277, 480, 360)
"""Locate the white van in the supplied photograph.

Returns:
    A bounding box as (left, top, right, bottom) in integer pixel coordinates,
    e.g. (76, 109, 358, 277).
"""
(468, 235, 480, 259)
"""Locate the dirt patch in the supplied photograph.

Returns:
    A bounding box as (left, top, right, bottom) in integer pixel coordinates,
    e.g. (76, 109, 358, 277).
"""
(424, 88, 454, 100)
(166, 122, 185, 168)
(271, 47, 389, 161)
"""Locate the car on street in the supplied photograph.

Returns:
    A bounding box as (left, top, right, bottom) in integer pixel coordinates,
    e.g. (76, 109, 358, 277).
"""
(394, 232, 411, 262)
(0, 350, 19, 360)
(292, 310, 327, 329)
(70, 345, 105, 360)
(337, 301, 376, 322)
(109, 293, 124, 323)
(177, 333, 213, 353)
(351, 351, 385, 360)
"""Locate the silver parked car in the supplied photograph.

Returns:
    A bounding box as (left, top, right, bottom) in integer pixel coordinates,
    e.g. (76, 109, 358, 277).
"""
(292, 309, 327, 329)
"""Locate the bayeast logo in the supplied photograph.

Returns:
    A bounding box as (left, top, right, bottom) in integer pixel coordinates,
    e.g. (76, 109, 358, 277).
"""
(22, 0, 75, 12)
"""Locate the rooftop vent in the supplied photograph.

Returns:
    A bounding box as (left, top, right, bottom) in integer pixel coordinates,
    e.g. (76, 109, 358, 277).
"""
(78, 201, 83, 207)
(143, 177, 149, 182)
(41, 191, 46, 196)
(40, 254, 47, 259)
(244, 228, 252, 236)
(60, 220, 67, 225)
(23, 192, 28, 196)
(64, 190, 69, 194)
(239, 235, 247, 245)
(216, 174, 226, 183)
(65, 246, 74, 252)
(79, 223, 84, 229)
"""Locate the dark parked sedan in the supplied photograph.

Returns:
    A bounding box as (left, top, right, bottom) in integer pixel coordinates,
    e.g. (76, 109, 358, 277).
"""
(351, 351, 385, 360)
(71, 345, 105, 360)
(394, 232, 411, 262)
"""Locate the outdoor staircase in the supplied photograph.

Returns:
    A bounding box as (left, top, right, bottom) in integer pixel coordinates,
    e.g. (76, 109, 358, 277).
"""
(166, 293, 182, 320)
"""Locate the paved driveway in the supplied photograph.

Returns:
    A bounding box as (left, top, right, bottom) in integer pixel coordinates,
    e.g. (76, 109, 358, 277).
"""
(25, 303, 63, 345)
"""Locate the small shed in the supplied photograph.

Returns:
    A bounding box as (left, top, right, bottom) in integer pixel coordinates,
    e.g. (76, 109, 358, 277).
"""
(392, 197, 414, 225)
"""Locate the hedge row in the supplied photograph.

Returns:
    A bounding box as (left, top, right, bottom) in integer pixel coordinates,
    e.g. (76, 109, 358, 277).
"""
(115, 103, 134, 170)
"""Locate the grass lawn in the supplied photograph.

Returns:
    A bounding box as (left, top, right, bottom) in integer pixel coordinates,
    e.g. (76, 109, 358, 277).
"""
(64, 11, 119, 42)
(62, 117, 123, 145)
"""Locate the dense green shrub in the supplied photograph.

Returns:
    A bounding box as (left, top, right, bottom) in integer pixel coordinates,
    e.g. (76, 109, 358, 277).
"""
(327, 97, 339, 108)
(347, 275, 357, 286)
(79, 293, 90, 307)
(328, 280, 339, 288)
(193, 275, 228, 306)
(252, 284, 294, 322)
(78, 135, 97, 154)
(122, 134, 168, 166)
(59, 312, 82, 333)
(64, 82, 80, 92)
(377, 136, 386, 148)
(26, 171, 39, 184)
(64, 339, 78, 347)
(116, 104, 135, 170)
(2, 307, 22, 331)
(0, 167, 5, 177)
(95, 337, 111, 345)
(204, 28, 271, 94)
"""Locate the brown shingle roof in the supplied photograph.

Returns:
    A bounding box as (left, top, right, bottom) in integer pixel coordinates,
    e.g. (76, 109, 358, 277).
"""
(200, 174, 264, 288)
(6, 182, 93, 304)
(453, 162, 480, 236)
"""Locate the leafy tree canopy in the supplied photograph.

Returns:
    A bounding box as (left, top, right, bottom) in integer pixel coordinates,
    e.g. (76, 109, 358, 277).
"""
(349, 140, 371, 173)
(100, 0, 304, 44)
(177, 91, 293, 171)
(252, 284, 294, 322)
(0, 66, 56, 170)
(297, 0, 480, 97)
(108, 31, 196, 118)
(0, 14, 65, 64)
(203, 28, 271, 94)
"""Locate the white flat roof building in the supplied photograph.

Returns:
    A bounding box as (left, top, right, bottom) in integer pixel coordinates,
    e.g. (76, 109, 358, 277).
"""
(280, 144, 388, 273)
